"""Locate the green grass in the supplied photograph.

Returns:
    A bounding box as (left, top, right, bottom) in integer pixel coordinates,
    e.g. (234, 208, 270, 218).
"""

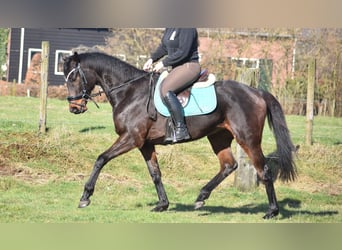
(0, 96, 341, 222)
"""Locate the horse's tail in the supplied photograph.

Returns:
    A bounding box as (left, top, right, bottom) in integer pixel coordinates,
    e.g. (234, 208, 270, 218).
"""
(261, 91, 297, 182)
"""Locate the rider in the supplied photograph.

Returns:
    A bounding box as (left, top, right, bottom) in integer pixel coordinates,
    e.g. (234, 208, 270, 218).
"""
(143, 28, 201, 142)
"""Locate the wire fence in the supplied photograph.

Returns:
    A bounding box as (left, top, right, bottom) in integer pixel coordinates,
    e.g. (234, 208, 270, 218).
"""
(1, 96, 341, 150)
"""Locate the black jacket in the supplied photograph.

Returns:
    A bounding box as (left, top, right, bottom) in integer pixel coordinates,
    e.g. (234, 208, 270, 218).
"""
(150, 28, 199, 68)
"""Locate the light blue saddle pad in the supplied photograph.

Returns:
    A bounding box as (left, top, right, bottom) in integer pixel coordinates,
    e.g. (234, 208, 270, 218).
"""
(154, 73, 217, 117)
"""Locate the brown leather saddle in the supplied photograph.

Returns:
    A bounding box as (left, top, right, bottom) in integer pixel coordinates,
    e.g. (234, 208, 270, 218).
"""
(178, 69, 211, 107)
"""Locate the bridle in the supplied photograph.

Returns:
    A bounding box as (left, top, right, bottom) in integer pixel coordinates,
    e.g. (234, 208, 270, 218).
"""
(65, 63, 102, 109)
(65, 63, 154, 110)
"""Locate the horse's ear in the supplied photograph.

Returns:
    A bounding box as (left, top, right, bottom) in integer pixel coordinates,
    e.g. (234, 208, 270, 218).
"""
(73, 52, 80, 63)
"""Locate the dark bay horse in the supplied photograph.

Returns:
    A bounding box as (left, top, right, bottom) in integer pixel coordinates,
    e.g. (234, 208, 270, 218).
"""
(63, 51, 297, 219)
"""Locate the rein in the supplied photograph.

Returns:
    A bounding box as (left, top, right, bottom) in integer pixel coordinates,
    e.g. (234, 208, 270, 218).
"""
(66, 64, 153, 109)
(108, 72, 152, 93)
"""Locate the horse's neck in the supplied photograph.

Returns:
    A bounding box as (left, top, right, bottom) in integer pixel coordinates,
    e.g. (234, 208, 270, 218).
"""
(99, 69, 149, 106)
(100, 69, 144, 89)
(104, 60, 143, 84)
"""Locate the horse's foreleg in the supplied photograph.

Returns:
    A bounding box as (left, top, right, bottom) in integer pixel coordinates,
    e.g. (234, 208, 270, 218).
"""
(140, 143, 169, 212)
(79, 134, 135, 208)
(78, 156, 105, 208)
(195, 132, 236, 209)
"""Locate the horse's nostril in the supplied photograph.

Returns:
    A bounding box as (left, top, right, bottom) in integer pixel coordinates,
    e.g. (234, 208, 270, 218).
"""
(70, 107, 81, 114)
(69, 104, 87, 114)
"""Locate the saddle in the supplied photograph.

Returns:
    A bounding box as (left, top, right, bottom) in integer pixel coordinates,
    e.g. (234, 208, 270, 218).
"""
(154, 69, 217, 117)
(177, 69, 215, 107)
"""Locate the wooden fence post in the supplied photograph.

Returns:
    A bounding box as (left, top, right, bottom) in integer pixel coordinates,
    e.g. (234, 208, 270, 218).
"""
(306, 59, 315, 145)
(234, 68, 258, 191)
(39, 41, 49, 134)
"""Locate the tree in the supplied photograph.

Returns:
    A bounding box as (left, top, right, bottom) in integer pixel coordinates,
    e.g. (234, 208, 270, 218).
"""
(101, 28, 342, 116)
(0, 28, 9, 80)
(104, 28, 163, 67)
(294, 28, 342, 116)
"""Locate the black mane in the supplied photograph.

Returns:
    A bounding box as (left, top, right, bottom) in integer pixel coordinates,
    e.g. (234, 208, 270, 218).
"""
(79, 52, 145, 81)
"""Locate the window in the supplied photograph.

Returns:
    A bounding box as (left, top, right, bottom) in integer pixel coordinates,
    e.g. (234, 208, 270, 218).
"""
(231, 57, 259, 69)
(27, 48, 42, 69)
(55, 50, 72, 75)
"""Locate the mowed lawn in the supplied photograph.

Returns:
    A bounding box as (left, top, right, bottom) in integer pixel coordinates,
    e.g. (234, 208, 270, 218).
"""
(0, 96, 341, 222)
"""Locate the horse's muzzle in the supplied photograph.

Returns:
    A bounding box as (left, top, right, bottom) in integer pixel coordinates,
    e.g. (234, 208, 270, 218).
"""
(69, 100, 88, 114)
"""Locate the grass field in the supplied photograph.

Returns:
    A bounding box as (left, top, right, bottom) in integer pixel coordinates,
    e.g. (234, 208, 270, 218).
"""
(0, 96, 341, 222)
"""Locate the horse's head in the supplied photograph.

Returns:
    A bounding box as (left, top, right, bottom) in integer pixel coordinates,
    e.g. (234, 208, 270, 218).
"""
(63, 52, 97, 114)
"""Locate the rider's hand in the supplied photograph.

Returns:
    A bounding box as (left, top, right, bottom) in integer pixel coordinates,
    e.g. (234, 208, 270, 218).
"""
(153, 61, 164, 72)
(143, 58, 153, 71)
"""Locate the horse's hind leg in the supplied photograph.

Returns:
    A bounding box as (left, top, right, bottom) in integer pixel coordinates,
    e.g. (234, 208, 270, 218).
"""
(241, 144, 279, 219)
(262, 166, 279, 219)
(194, 130, 237, 209)
(140, 143, 169, 212)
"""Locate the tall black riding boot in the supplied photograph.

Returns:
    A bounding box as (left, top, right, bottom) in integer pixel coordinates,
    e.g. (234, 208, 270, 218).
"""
(163, 91, 190, 142)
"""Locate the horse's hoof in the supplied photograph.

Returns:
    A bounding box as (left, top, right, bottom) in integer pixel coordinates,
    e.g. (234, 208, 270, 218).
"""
(263, 209, 279, 219)
(78, 199, 91, 208)
(263, 213, 274, 219)
(194, 201, 205, 210)
(151, 203, 168, 212)
(151, 207, 165, 212)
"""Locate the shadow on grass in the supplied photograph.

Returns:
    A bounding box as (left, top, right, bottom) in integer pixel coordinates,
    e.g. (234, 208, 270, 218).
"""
(79, 126, 106, 133)
(169, 198, 339, 220)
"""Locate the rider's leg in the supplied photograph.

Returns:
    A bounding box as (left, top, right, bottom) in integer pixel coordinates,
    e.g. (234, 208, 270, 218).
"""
(161, 62, 200, 142)
(163, 91, 190, 142)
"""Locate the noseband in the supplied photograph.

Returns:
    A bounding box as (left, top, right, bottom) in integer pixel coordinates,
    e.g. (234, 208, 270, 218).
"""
(65, 63, 101, 109)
